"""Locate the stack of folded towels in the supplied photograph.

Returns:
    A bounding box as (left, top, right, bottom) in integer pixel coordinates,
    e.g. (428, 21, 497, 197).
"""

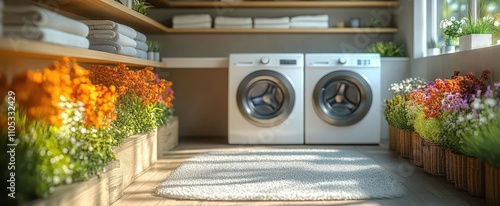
(81, 20, 148, 58)
(172, 14, 212, 29)
(290, 14, 329, 28)
(3, 5, 90, 48)
(214, 16, 252, 28)
(254, 17, 290, 29)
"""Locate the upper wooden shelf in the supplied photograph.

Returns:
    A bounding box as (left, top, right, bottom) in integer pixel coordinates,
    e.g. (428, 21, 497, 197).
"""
(46, 0, 170, 34)
(148, 0, 400, 8)
(0, 38, 166, 68)
(164, 27, 399, 33)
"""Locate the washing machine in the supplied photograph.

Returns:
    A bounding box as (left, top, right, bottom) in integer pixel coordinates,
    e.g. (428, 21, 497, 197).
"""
(228, 53, 304, 144)
(304, 53, 381, 144)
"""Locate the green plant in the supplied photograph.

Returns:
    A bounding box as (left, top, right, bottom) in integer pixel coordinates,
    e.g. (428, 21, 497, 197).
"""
(152, 41, 161, 52)
(414, 112, 441, 142)
(132, 0, 153, 15)
(462, 16, 500, 35)
(461, 115, 500, 167)
(427, 38, 440, 48)
(367, 41, 404, 57)
(366, 18, 381, 27)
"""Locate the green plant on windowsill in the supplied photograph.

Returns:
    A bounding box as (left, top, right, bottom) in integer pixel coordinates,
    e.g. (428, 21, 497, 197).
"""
(367, 41, 405, 57)
(427, 38, 440, 48)
(462, 16, 500, 35)
(132, 0, 154, 15)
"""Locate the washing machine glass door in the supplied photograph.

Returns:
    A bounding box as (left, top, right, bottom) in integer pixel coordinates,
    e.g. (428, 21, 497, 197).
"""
(313, 70, 372, 126)
(237, 70, 295, 127)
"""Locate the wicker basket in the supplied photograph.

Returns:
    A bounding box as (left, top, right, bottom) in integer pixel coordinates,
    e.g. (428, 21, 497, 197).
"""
(399, 129, 413, 159)
(446, 150, 456, 184)
(422, 139, 446, 176)
(454, 153, 468, 191)
(485, 163, 500, 206)
(388, 125, 397, 151)
(412, 132, 423, 167)
(398, 129, 408, 156)
(467, 157, 485, 197)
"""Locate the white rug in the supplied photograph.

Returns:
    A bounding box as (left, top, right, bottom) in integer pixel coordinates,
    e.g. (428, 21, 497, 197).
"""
(155, 149, 407, 200)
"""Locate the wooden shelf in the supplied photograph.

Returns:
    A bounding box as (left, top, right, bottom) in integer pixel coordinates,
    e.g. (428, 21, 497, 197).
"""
(148, 0, 399, 8)
(46, 0, 169, 34)
(0, 38, 166, 68)
(164, 27, 398, 33)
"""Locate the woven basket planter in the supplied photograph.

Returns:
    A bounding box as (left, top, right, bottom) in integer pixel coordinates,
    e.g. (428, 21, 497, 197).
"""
(446, 150, 456, 184)
(398, 129, 410, 157)
(399, 129, 413, 159)
(412, 132, 423, 167)
(422, 140, 446, 176)
(454, 153, 468, 191)
(388, 125, 397, 151)
(467, 157, 485, 197)
(486, 163, 500, 206)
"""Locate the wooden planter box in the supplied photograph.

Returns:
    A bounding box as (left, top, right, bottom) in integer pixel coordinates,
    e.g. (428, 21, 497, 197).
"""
(454, 153, 468, 191)
(446, 150, 456, 184)
(422, 140, 446, 176)
(157, 116, 179, 159)
(412, 132, 423, 167)
(467, 157, 485, 197)
(394, 127, 401, 154)
(485, 163, 500, 206)
(26, 119, 179, 206)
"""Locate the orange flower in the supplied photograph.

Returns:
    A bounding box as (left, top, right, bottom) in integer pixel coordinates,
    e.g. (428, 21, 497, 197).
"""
(88, 64, 174, 107)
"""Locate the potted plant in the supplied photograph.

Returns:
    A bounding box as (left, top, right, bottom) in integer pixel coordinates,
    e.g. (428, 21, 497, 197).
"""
(459, 16, 500, 51)
(147, 40, 155, 61)
(132, 0, 153, 15)
(367, 41, 405, 57)
(440, 16, 463, 53)
(366, 18, 382, 28)
(427, 38, 440, 56)
(153, 41, 161, 62)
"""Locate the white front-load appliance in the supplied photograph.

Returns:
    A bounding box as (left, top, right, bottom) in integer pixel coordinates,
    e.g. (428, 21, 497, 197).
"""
(228, 53, 304, 144)
(305, 53, 381, 144)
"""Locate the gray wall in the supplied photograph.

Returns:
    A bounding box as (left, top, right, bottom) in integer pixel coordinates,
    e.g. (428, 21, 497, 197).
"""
(412, 45, 500, 82)
(147, 8, 401, 57)
(149, 5, 412, 140)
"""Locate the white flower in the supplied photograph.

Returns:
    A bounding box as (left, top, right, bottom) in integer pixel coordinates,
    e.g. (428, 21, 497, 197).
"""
(495, 21, 500, 27)
(458, 28, 462, 33)
(450, 16, 456, 21)
(485, 98, 497, 107)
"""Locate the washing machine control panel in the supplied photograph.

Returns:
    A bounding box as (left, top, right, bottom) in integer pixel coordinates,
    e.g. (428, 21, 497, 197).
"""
(280, 59, 297, 65)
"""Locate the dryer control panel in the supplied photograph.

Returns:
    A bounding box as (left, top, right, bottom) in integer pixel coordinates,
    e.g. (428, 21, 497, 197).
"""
(306, 53, 381, 68)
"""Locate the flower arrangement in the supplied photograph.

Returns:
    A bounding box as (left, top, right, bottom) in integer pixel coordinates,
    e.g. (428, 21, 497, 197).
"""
(458, 84, 500, 166)
(0, 58, 174, 204)
(385, 78, 426, 130)
(440, 16, 465, 45)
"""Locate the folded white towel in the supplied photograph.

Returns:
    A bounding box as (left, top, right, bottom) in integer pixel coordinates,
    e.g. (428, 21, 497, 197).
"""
(290, 22, 329, 28)
(215, 16, 252, 26)
(135, 50, 148, 59)
(135, 31, 147, 42)
(80, 20, 137, 39)
(254, 17, 290, 25)
(87, 30, 137, 47)
(173, 14, 212, 25)
(4, 25, 89, 49)
(3, 5, 89, 37)
(215, 24, 252, 29)
(291, 15, 329, 22)
(89, 43, 137, 57)
(173, 22, 212, 29)
(254, 24, 290, 29)
(135, 40, 148, 51)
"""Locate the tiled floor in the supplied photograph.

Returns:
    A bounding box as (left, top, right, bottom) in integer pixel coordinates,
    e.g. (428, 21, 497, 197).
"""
(112, 137, 486, 206)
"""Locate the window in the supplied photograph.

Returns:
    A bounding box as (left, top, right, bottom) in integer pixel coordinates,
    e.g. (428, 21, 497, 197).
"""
(423, 0, 500, 57)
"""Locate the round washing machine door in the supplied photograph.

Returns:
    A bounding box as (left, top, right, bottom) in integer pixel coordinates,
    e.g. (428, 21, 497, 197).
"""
(237, 70, 295, 127)
(313, 70, 372, 126)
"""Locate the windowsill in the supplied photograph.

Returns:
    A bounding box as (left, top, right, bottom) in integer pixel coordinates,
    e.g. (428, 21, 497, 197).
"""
(419, 44, 500, 59)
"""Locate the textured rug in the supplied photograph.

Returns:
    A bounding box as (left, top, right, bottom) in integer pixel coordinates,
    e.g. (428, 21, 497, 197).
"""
(155, 149, 407, 200)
